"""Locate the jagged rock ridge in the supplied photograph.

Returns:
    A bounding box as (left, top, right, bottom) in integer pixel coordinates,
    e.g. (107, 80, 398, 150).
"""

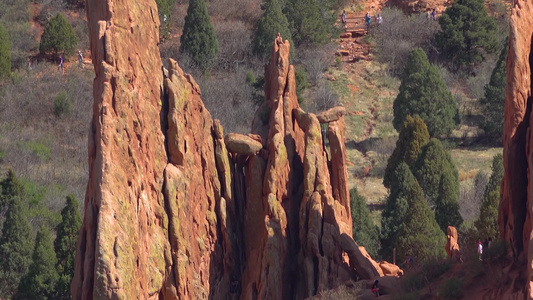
(72, 1, 387, 299)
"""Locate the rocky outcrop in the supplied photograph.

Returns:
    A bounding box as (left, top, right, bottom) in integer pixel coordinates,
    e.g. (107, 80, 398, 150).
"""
(499, 0, 533, 298)
(72, 1, 374, 299)
(445, 226, 460, 261)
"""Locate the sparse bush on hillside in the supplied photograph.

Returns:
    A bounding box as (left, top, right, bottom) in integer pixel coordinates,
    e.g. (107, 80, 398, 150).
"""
(434, 0, 499, 71)
(310, 80, 338, 113)
(298, 43, 335, 85)
(459, 171, 488, 222)
(207, 0, 262, 24)
(40, 13, 78, 57)
(372, 8, 440, 76)
(0, 23, 11, 79)
(180, 0, 218, 70)
(393, 48, 457, 137)
(54, 91, 72, 118)
(253, 0, 293, 61)
(213, 20, 253, 70)
(437, 277, 463, 299)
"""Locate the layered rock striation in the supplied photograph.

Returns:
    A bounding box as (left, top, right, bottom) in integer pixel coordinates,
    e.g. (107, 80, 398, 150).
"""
(72, 1, 376, 299)
(500, 0, 533, 298)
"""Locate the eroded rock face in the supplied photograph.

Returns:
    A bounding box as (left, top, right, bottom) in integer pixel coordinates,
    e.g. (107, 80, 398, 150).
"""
(73, 1, 371, 299)
(445, 226, 460, 261)
(499, 0, 533, 297)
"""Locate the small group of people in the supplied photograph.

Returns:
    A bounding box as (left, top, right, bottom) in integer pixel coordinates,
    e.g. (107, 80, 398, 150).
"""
(477, 237, 493, 261)
(340, 11, 382, 31)
(57, 50, 84, 73)
(426, 9, 437, 21)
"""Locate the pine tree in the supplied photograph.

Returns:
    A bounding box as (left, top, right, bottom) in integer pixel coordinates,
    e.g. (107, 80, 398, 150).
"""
(0, 182, 33, 298)
(350, 188, 380, 258)
(15, 226, 59, 300)
(396, 176, 447, 263)
(253, 0, 294, 60)
(383, 116, 430, 188)
(39, 13, 78, 57)
(54, 194, 82, 300)
(380, 163, 412, 261)
(480, 41, 507, 141)
(393, 48, 457, 137)
(434, 0, 498, 70)
(475, 154, 503, 239)
(283, 0, 328, 46)
(413, 138, 463, 230)
(156, 0, 174, 40)
(180, 0, 218, 70)
(0, 23, 11, 79)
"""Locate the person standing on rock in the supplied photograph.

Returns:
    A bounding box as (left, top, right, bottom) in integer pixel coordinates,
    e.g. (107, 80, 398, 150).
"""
(364, 12, 371, 31)
(372, 280, 380, 297)
(341, 10, 347, 28)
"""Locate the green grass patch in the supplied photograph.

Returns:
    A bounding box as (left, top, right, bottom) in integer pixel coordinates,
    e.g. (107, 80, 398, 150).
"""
(17, 141, 52, 161)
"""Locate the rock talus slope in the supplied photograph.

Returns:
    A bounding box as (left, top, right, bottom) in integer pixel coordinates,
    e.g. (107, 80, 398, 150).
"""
(72, 0, 378, 299)
(500, 0, 533, 298)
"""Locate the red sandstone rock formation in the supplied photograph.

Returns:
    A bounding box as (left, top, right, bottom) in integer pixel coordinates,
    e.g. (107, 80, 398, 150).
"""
(73, 1, 375, 299)
(445, 226, 461, 261)
(500, 0, 532, 298)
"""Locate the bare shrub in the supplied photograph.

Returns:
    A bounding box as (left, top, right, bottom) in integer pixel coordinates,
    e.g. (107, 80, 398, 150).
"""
(297, 43, 336, 85)
(372, 7, 440, 76)
(207, 0, 262, 24)
(304, 79, 339, 114)
(213, 20, 253, 70)
(196, 68, 258, 134)
(459, 171, 489, 222)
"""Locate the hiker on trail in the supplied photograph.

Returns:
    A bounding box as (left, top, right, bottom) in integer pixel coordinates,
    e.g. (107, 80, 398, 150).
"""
(372, 280, 380, 297)
(431, 9, 436, 21)
(404, 254, 414, 269)
(341, 10, 347, 28)
(487, 237, 493, 249)
(477, 240, 483, 260)
(78, 51, 83, 68)
(364, 12, 371, 31)
(58, 55, 64, 73)
(376, 14, 382, 26)
(426, 10, 431, 20)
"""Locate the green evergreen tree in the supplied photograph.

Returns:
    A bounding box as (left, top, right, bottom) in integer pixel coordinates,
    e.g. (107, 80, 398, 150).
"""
(180, 0, 218, 70)
(350, 188, 380, 258)
(253, 0, 294, 60)
(393, 48, 457, 137)
(0, 23, 11, 79)
(434, 168, 463, 231)
(156, 0, 174, 40)
(39, 13, 78, 57)
(480, 41, 507, 141)
(380, 163, 412, 261)
(396, 176, 447, 263)
(413, 139, 463, 230)
(54, 194, 82, 300)
(383, 116, 430, 188)
(15, 226, 59, 300)
(0, 180, 33, 298)
(283, 0, 328, 46)
(475, 153, 503, 239)
(434, 0, 498, 70)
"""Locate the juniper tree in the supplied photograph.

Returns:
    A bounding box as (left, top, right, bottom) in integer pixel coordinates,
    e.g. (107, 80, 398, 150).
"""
(283, 0, 328, 46)
(380, 163, 412, 261)
(0, 175, 33, 298)
(475, 154, 503, 239)
(393, 48, 457, 137)
(413, 138, 463, 230)
(253, 0, 293, 61)
(54, 194, 82, 300)
(40, 13, 78, 57)
(0, 23, 11, 78)
(434, 0, 499, 70)
(15, 226, 58, 300)
(180, 0, 218, 70)
(480, 41, 508, 142)
(350, 188, 380, 258)
(383, 115, 430, 188)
